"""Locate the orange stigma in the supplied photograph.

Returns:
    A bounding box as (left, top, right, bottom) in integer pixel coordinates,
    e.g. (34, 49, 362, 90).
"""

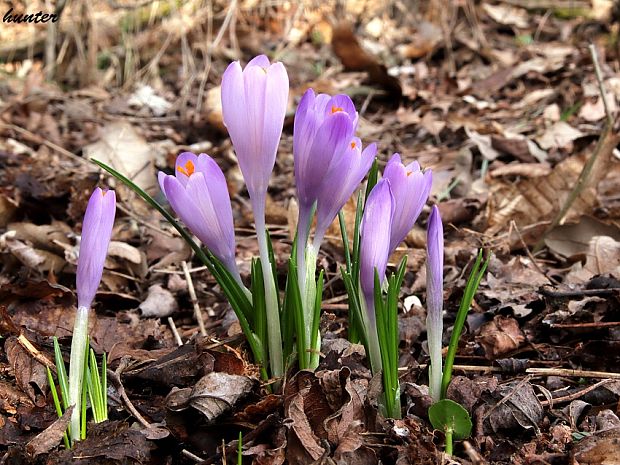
(350, 141, 357, 149)
(406, 170, 413, 177)
(177, 160, 195, 177)
(331, 105, 343, 114)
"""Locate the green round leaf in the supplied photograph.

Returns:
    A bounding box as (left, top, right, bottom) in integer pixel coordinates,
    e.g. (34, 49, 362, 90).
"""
(429, 399, 472, 439)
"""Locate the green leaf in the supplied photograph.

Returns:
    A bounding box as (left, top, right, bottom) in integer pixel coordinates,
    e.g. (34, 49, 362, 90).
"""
(285, 256, 306, 368)
(429, 399, 472, 440)
(338, 210, 352, 274)
(251, 259, 268, 366)
(441, 249, 490, 399)
(364, 158, 379, 201)
(53, 337, 69, 410)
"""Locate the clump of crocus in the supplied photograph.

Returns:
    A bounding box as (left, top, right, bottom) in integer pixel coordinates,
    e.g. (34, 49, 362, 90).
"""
(222, 55, 289, 379)
(158, 152, 243, 285)
(69, 187, 116, 443)
(426, 206, 444, 403)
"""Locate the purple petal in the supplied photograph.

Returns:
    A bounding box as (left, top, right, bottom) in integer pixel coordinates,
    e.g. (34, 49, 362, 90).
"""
(359, 179, 394, 302)
(158, 171, 167, 196)
(76, 188, 116, 309)
(314, 139, 376, 244)
(246, 54, 270, 69)
(325, 94, 358, 128)
(383, 153, 433, 254)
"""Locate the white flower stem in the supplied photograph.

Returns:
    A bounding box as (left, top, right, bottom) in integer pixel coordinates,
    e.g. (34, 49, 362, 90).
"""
(359, 293, 383, 375)
(304, 244, 319, 369)
(252, 198, 283, 380)
(68, 305, 89, 443)
(427, 310, 443, 403)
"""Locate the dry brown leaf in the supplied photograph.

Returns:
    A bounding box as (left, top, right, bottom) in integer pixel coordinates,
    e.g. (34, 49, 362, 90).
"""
(536, 122, 585, 150)
(482, 3, 529, 28)
(545, 216, 620, 258)
(83, 121, 156, 193)
(486, 129, 620, 238)
(490, 163, 552, 178)
(476, 316, 525, 359)
(566, 235, 620, 284)
(139, 284, 178, 318)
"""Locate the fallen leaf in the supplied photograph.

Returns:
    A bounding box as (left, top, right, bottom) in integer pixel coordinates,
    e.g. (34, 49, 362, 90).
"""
(476, 315, 525, 358)
(536, 122, 585, 150)
(139, 284, 178, 318)
(83, 121, 156, 193)
(26, 406, 72, 457)
(482, 3, 529, 28)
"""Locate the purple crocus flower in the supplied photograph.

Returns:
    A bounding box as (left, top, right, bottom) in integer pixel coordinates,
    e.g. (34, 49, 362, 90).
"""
(221, 54, 288, 202)
(312, 137, 376, 249)
(426, 205, 444, 402)
(383, 153, 432, 255)
(158, 152, 241, 283)
(294, 89, 358, 216)
(76, 187, 116, 310)
(359, 179, 395, 307)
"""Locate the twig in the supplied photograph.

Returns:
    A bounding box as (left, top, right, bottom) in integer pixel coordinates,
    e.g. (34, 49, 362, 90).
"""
(168, 317, 183, 346)
(17, 334, 56, 371)
(107, 368, 152, 429)
(182, 261, 210, 335)
(534, 44, 620, 252)
(398, 364, 620, 379)
(0, 123, 88, 166)
(550, 321, 620, 329)
(589, 43, 613, 126)
(181, 449, 204, 463)
(540, 379, 614, 406)
(510, 220, 560, 285)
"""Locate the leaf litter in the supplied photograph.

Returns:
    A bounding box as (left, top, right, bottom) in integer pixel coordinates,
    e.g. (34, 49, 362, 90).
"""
(1, 1, 620, 464)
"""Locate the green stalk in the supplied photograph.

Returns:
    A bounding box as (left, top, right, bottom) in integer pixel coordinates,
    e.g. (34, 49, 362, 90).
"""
(68, 306, 89, 443)
(445, 427, 453, 455)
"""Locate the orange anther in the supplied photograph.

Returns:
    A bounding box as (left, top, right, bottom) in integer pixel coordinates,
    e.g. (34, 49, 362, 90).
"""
(177, 160, 195, 177)
(350, 141, 357, 149)
(331, 105, 343, 114)
(406, 170, 413, 177)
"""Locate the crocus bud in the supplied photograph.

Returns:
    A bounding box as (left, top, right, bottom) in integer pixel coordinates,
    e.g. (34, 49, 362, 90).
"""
(293, 89, 358, 211)
(76, 187, 116, 309)
(359, 179, 395, 306)
(383, 153, 432, 255)
(158, 152, 240, 281)
(313, 137, 376, 248)
(426, 205, 444, 402)
(221, 55, 288, 201)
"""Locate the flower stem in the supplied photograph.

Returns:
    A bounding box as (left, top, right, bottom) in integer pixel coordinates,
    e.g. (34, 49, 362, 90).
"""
(68, 305, 89, 443)
(359, 294, 382, 375)
(252, 198, 283, 380)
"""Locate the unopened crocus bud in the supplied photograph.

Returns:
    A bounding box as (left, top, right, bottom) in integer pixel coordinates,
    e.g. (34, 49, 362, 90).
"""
(359, 179, 395, 308)
(221, 55, 288, 201)
(383, 153, 432, 255)
(158, 152, 241, 283)
(76, 187, 116, 310)
(426, 205, 444, 403)
(313, 138, 376, 249)
(294, 89, 358, 213)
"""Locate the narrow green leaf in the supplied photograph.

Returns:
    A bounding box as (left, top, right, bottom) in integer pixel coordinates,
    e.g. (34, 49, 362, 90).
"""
(46, 367, 70, 449)
(364, 158, 379, 201)
(441, 250, 490, 398)
(338, 210, 352, 273)
(53, 337, 69, 410)
(251, 259, 268, 366)
(309, 270, 324, 363)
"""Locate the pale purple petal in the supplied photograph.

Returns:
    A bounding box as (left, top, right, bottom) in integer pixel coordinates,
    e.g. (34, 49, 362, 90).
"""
(174, 151, 199, 187)
(314, 139, 376, 244)
(359, 179, 394, 303)
(76, 188, 116, 309)
(426, 205, 444, 402)
(246, 54, 270, 69)
(383, 153, 433, 254)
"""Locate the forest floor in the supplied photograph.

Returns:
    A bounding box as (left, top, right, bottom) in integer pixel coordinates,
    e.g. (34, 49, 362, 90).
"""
(1, 1, 620, 464)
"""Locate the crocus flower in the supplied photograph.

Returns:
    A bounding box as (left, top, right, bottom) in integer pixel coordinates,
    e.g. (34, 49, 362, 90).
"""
(359, 179, 395, 308)
(76, 187, 116, 310)
(426, 205, 444, 403)
(312, 137, 376, 249)
(221, 54, 288, 202)
(383, 153, 432, 256)
(294, 89, 358, 215)
(70, 187, 116, 443)
(158, 152, 241, 283)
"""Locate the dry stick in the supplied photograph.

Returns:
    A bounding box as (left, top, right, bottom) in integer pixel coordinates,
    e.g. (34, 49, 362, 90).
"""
(168, 317, 183, 346)
(182, 261, 209, 336)
(510, 220, 560, 285)
(540, 379, 615, 407)
(398, 364, 620, 379)
(17, 334, 56, 371)
(0, 123, 88, 166)
(534, 44, 620, 253)
(107, 369, 153, 429)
